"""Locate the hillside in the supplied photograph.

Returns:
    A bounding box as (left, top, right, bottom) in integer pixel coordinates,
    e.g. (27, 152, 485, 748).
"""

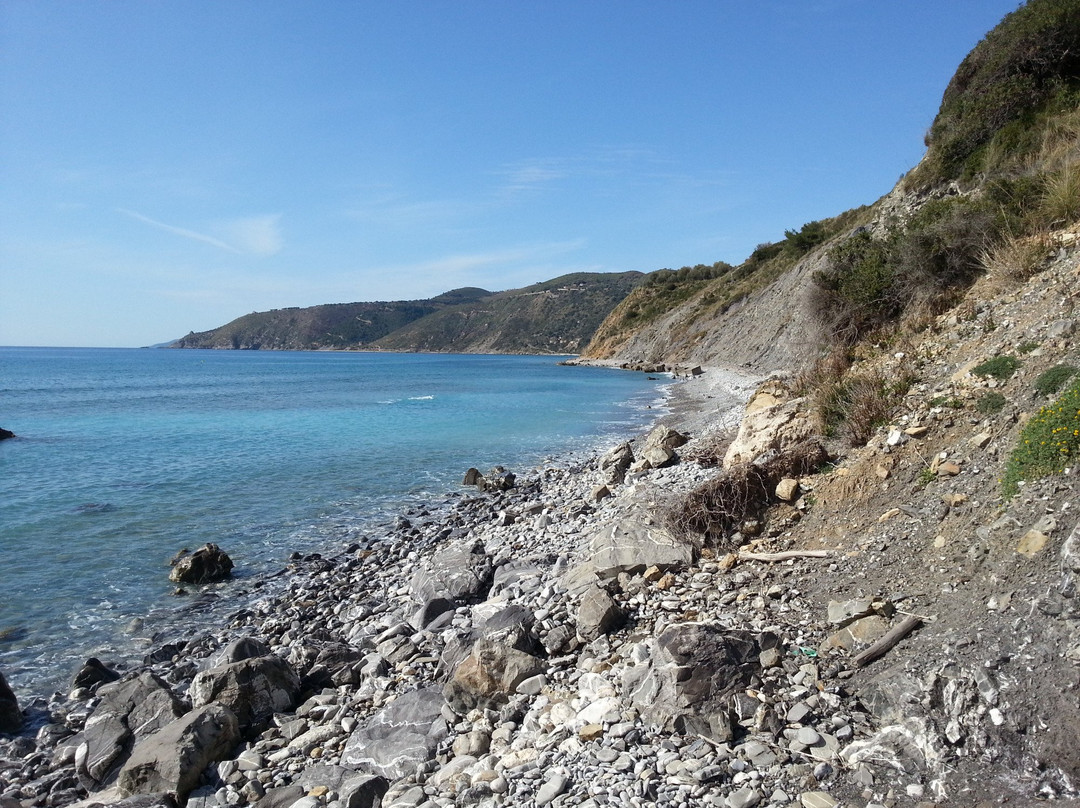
(583, 0, 1080, 375)
(171, 273, 642, 354)
(171, 288, 493, 350)
(372, 271, 643, 354)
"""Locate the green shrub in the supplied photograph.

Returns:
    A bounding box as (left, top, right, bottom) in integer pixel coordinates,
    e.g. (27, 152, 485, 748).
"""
(972, 355, 1020, 381)
(976, 391, 1007, 414)
(912, 0, 1080, 187)
(1035, 364, 1078, 395)
(1017, 340, 1041, 354)
(1002, 375, 1080, 495)
(816, 368, 916, 446)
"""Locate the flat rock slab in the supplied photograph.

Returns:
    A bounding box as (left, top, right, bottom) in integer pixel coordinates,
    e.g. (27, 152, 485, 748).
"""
(580, 513, 692, 582)
(341, 686, 448, 781)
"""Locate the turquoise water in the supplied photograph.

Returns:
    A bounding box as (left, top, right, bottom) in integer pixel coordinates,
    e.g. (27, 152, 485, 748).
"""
(0, 348, 668, 699)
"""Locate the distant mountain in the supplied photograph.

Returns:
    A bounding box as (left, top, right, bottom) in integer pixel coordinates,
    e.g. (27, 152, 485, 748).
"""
(171, 274, 642, 353)
(372, 272, 644, 354)
(171, 288, 493, 350)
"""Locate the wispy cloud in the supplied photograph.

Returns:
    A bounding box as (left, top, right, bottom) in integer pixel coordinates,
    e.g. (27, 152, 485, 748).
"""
(219, 215, 283, 257)
(499, 158, 570, 193)
(119, 209, 283, 256)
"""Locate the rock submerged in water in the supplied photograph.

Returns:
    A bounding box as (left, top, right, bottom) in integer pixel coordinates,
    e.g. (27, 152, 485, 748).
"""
(0, 427, 14, 441)
(169, 543, 234, 584)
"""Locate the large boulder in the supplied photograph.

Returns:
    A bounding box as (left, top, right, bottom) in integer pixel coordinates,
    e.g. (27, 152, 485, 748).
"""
(443, 638, 545, 715)
(189, 655, 300, 734)
(116, 704, 240, 802)
(0, 669, 21, 734)
(58, 672, 188, 787)
(297, 765, 387, 808)
(724, 380, 815, 467)
(409, 540, 493, 605)
(644, 424, 688, 453)
(623, 624, 759, 742)
(573, 509, 692, 585)
(72, 657, 122, 691)
(341, 686, 448, 780)
(169, 544, 233, 585)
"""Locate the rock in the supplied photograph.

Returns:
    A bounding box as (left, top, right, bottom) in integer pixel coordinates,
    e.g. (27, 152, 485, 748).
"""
(1017, 529, 1049, 557)
(443, 638, 545, 714)
(724, 384, 814, 467)
(800, 792, 839, 808)
(645, 424, 688, 453)
(642, 445, 677, 468)
(775, 477, 800, 502)
(623, 624, 759, 742)
(0, 669, 22, 733)
(462, 468, 482, 486)
(410, 540, 493, 605)
(189, 655, 301, 734)
(116, 703, 241, 802)
(826, 598, 875, 627)
(599, 442, 635, 485)
(168, 543, 234, 584)
(297, 765, 388, 808)
(203, 637, 269, 669)
(589, 484, 611, 502)
(576, 585, 625, 641)
(577, 511, 692, 582)
(0, 427, 14, 440)
(72, 657, 123, 690)
(936, 460, 962, 477)
(59, 672, 188, 786)
(341, 686, 448, 780)
(535, 773, 569, 805)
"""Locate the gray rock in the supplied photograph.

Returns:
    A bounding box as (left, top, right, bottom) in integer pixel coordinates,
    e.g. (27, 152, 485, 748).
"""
(576, 585, 624, 642)
(579, 512, 692, 582)
(72, 657, 122, 691)
(341, 686, 448, 780)
(409, 540, 493, 605)
(645, 424, 689, 453)
(189, 654, 300, 734)
(297, 765, 388, 808)
(168, 543, 234, 584)
(600, 442, 635, 484)
(204, 637, 269, 670)
(116, 703, 240, 802)
(61, 672, 188, 787)
(444, 638, 545, 714)
(623, 624, 759, 742)
(535, 773, 569, 805)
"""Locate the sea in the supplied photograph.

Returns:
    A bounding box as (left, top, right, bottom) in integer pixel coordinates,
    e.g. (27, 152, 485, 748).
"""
(0, 347, 671, 702)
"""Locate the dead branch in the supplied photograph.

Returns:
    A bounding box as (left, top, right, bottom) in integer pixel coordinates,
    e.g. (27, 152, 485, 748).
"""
(851, 614, 922, 668)
(738, 550, 830, 562)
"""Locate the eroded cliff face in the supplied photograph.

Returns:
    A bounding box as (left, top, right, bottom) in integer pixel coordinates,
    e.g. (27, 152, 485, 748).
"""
(583, 244, 832, 376)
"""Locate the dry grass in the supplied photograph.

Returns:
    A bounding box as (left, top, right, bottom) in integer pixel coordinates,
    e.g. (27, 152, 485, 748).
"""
(980, 230, 1055, 284)
(1039, 161, 1080, 228)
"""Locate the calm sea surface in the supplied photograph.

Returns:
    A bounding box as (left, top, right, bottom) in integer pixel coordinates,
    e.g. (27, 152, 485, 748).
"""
(0, 348, 669, 700)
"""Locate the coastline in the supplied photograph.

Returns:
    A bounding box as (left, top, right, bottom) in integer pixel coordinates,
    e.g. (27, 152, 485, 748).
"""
(1, 363, 775, 808)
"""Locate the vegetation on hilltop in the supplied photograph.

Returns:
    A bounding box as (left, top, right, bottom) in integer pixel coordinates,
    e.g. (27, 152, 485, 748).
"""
(173, 275, 642, 354)
(910, 0, 1080, 188)
(372, 272, 643, 354)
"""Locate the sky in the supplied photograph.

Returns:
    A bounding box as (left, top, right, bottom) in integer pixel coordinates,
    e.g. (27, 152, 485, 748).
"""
(1, 1, 1026, 348)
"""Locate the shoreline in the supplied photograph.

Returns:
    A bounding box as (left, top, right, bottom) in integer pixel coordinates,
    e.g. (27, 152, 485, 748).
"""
(1, 363, 777, 808)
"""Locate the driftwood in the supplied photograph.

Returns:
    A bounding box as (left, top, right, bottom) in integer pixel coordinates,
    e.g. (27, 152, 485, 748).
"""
(851, 614, 922, 668)
(738, 550, 830, 562)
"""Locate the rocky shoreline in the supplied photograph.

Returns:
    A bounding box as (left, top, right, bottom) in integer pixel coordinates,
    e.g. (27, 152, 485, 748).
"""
(1, 361, 1075, 808)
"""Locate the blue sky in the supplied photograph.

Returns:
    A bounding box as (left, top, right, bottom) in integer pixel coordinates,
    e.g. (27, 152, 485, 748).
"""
(1, 1, 1023, 347)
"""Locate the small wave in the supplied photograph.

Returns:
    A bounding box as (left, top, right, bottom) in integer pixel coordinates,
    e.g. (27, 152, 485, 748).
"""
(408, 395, 435, 401)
